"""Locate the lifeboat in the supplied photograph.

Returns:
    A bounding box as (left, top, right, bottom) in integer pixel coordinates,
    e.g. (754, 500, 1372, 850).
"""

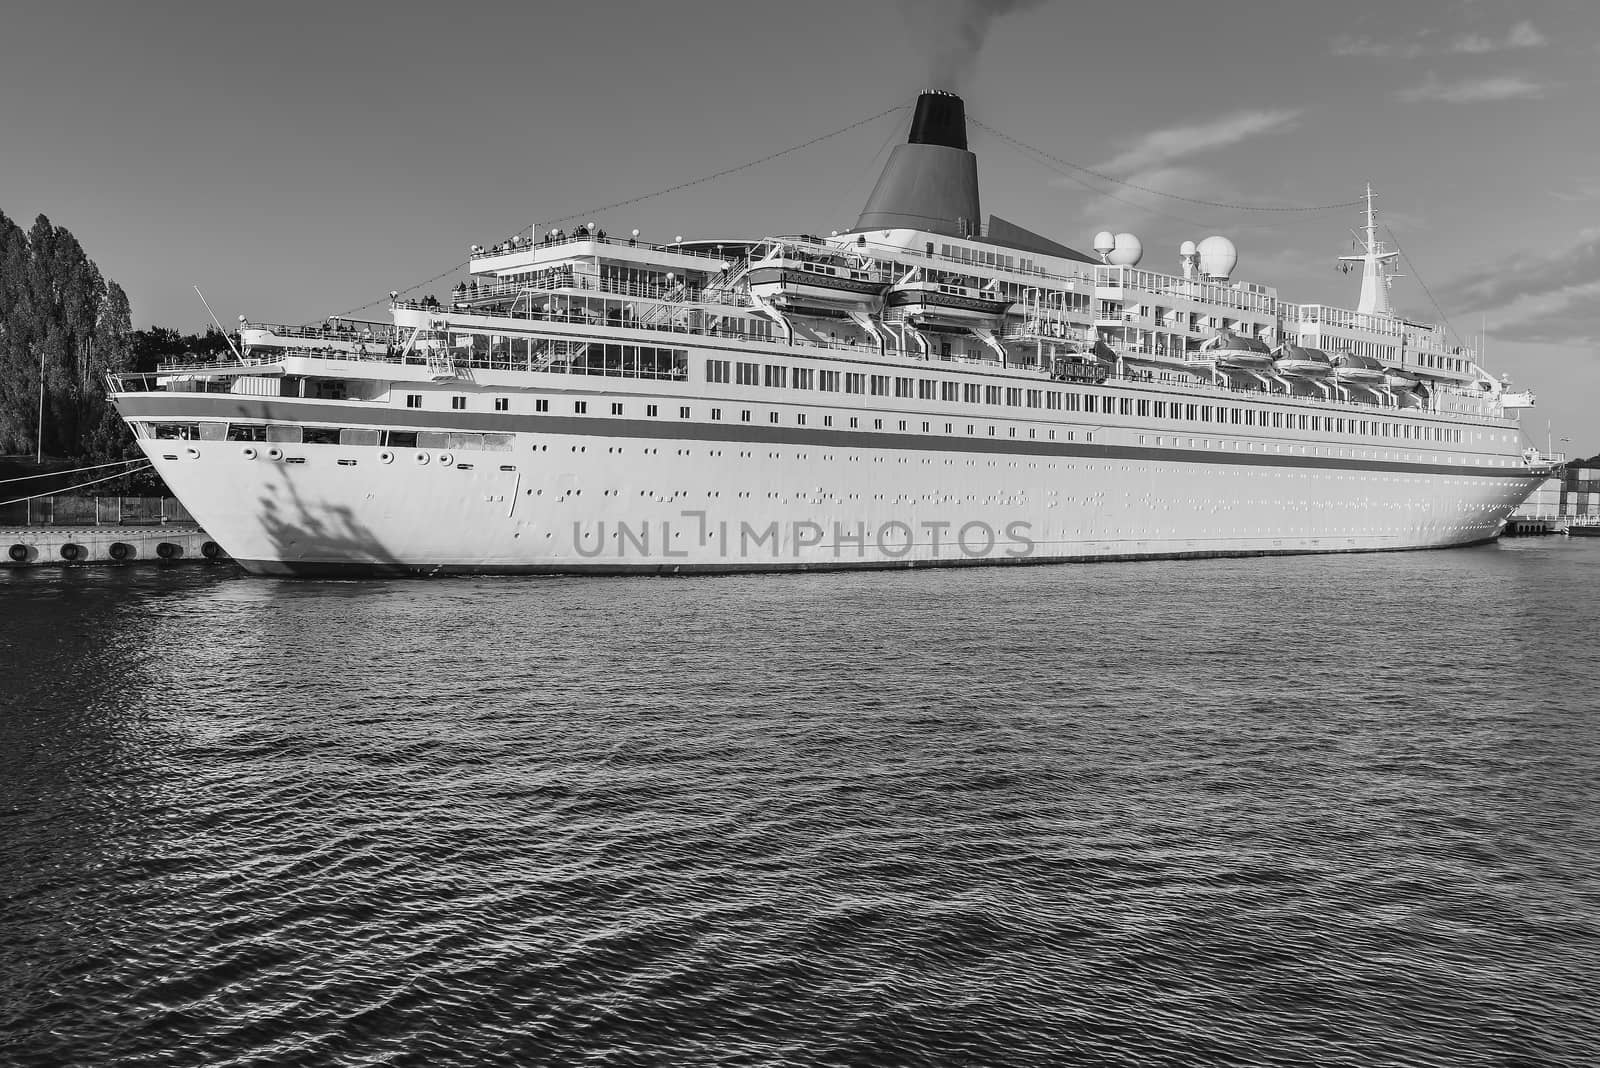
(1200, 328, 1275, 369)
(1383, 369, 1420, 389)
(884, 272, 1012, 326)
(1271, 343, 1333, 377)
(747, 249, 889, 311)
(1331, 351, 1387, 383)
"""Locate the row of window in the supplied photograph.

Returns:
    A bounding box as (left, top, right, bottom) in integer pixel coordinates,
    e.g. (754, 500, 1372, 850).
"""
(149, 422, 518, 451)
(700, 359, 1470, 443)
(396, 383, 1472, 446)
(144, 420, 1525, 473)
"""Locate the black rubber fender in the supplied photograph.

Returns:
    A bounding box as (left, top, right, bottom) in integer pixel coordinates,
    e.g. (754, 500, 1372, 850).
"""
(108, 542, 132, 561)
(8, 543, 29, 563)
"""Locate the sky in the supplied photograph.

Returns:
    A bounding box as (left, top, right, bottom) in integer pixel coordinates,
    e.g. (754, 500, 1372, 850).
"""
(3, 0, 1597, 455)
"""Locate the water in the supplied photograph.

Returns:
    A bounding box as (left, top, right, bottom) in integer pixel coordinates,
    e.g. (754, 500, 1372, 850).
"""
(3, 540, 1598, 1067)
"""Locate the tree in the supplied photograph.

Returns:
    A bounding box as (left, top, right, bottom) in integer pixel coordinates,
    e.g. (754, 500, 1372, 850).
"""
(0, 211, 136, 462)
(0, 210, 39, 454)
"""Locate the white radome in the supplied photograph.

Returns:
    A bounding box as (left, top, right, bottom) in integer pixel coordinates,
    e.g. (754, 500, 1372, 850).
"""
(1198, 235, 1238, 280)
(1107, 232, 1143, 267)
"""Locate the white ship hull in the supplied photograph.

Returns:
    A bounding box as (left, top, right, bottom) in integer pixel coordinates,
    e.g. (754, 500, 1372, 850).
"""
(122, 377, 1543, 576)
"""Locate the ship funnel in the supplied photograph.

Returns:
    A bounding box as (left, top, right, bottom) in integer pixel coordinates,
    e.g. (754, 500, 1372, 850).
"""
(854, 90, 981, 239)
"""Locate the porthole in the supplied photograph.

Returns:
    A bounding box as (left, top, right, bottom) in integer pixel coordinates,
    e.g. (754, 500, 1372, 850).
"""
(438, 452, 455, 467)
(378, 450, 395, 464)
(265, 446, 284, 462)
(241, 446, 258, 460)
(415, 451, 431, 465)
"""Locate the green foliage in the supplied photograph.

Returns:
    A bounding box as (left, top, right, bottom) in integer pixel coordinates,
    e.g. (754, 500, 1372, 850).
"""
(0, 210, 256, 497)
(0, 210, 134, 462)
(127, 324, 235, 372)
(0, 209, 242, 469)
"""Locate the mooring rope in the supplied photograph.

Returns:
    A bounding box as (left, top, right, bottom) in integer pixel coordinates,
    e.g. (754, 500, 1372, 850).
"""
(0, 463, 156, 508)
(0, 456, 149, 487)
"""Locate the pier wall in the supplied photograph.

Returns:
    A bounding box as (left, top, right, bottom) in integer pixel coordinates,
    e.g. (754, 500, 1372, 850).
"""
(3, 525, 225, 567)
(1508, 466, 1600, 534)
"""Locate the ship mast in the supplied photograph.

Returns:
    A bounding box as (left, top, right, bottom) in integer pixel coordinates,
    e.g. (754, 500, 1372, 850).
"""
(1339, 184, 1402, 316)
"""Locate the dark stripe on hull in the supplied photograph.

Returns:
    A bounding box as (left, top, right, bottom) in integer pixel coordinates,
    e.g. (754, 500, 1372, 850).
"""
(116, 394, 1534, 481)
(236, 536, 1502, 578)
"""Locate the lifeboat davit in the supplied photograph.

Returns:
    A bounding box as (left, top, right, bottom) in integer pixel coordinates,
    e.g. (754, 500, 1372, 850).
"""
(1332, 351, 1387, 383)
(884, 275, 1012, 326)
(747, 250, 889, 311)
(1201, 328, 1275, 369)
(1271, 342, 1333, 377)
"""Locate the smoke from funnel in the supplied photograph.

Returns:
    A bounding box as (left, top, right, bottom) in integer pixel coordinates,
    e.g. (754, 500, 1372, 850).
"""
(908, 0, 1047, 93)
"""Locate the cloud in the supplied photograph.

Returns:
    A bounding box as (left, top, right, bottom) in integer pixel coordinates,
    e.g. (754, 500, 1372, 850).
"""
(1483, 282, 1600, 347)
(1505, 21, 1547, 49)
(1450, 20, 1546, 53)
(1397, 74, 1544, 103)
(1552, 183, 1600, 204)
(1061, 163, 1218, 224)
(1333, 21, 1545, 59)
(1331, 35, 1429, 59)
(1068, 112, 1300, 228)
(1434, 229, 1600, 347)
(1095, 109, 1301, 175)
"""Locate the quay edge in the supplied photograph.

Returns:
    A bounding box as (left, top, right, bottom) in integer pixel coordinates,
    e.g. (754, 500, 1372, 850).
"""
(2, 526, 227, 567)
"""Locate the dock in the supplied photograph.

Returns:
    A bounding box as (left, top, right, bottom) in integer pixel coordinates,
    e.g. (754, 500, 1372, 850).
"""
(3, 525, 227, 567)
(1504, 516, 1561, 537)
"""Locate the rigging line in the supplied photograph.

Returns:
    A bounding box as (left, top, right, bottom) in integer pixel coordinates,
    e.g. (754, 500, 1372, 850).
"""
(969, 116, 1362, 214)
(973, 127, 1225, 230)
(970, 125, 1351, 235)
(1384, 224, 1465, 350)
(827, 106, 909, 232)
(0, 457, 148, 487)
(327, 260, 470, 320)
(1, 464, 155, 508)
(531, 103, 912, 233)
(325, 102, 910, 322)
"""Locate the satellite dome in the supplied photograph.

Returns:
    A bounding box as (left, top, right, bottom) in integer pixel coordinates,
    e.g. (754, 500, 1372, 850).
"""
(1180, 240, 1198, 256)
(1093, 231, 1116, 259)
(1107, 232, 1144, 267)
(1197, 235, 1238, 280)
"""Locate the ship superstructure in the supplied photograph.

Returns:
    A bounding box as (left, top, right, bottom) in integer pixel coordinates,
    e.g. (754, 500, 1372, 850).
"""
(110, 91, 1557, 575)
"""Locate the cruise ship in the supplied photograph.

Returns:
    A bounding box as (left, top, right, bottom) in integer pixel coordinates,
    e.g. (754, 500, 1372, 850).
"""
(110, 91, 1557, 575)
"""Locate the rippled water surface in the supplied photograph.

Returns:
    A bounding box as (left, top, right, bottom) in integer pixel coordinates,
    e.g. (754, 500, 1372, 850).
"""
(3, 540, 1599, 1067)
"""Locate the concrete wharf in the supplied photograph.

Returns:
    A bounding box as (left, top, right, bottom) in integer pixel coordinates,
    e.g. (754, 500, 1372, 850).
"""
(3, 525, 226, 567)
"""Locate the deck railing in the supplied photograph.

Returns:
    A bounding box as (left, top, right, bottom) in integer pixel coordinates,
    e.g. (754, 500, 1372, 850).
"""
(420, 273, 753, 313)
(471, 232, 737, 264)
(117, 335, 1500, 422)
(245, 322, 403, 343)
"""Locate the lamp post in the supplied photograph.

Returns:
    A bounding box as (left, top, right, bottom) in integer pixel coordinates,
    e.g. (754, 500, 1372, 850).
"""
(36, 354, 44, 464)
